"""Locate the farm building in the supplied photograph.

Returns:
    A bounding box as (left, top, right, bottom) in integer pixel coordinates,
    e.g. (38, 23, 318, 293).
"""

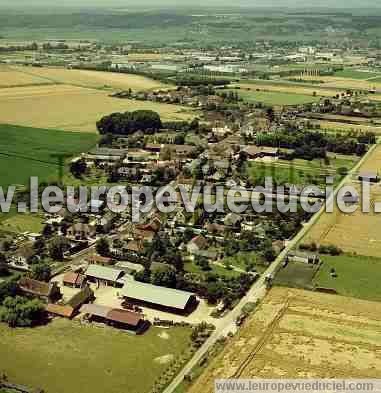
(46, 285, 94, 319)
(286, 252, 320, 265)
(85, 265, 125, 287)
(122, 281, 198, 315)
(358, 172, 380, 183)
(80, 303, 148, 334)
(86, 254, 113, 266)
(18, 277, 61, 303)
(242, 145, 279, 159)
(63, 272, 86, 288)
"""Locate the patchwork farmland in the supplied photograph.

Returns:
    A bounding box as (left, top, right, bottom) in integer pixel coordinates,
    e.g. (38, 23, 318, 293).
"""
(188, 288, 381, 393)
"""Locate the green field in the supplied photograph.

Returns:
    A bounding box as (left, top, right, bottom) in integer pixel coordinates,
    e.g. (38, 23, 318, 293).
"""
(0, 210, 44, 234)
(0, 124, 98, 188)
(313, 254, 381, 302)
(222, 252, 267, 273)
(274, 261, 320, 289)
(247, 156, 357, 187)
(0, 319, 191, 393)
(184, 260, 241, 278)
(233, 89, 319, 106)
(334, 69, 381, 80)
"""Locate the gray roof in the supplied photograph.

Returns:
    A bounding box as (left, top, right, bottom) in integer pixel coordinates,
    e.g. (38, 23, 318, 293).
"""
(85, 265, 124, 282)
(122, 281, 195, 310)
(80, 303, 111, 318)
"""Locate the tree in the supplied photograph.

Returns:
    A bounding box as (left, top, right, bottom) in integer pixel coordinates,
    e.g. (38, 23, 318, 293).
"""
(33, 238, 46, 256)
(152, 268, 177, 288)
(70, 158, 87, 179)
(0, 296, 44, 328)
(30, 262, 51, 282)
(96, 237, 110, 257)
(0, 253, 8, 277)
(49, 237, 68, 261)
(0, 276, 19, 304)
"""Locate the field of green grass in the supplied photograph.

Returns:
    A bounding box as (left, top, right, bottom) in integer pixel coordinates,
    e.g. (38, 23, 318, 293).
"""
(247, 155, 357, 187)
(274, 261, 320, 289)
(222, 252, 267, 273)
(334, 69, 381, 80)
(0, 319, 191, 393)
(0, 124, 98, 188)
(0, 211, 44, 234)
(233, 89, 319, 106)
(184, 259, 241, 278)
(313, 254, 381, 302)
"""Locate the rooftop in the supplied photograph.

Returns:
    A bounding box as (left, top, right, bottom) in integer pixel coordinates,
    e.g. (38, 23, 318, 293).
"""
(122, 281, 195, 310)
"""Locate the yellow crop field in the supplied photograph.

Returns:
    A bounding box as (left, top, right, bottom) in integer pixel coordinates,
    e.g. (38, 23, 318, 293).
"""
(304, 145, 381, 257)
(188, 287, 381, 393)
(317, 120, 381, 134)
(236, 82, 343, 98)
(324, 78, 381, 90)
(0, 65, 54, 88)
(12, 66, 171, 91)
(0, 85, 197, 132)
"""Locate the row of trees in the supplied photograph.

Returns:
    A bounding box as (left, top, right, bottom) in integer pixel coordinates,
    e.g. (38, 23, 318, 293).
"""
(257, 128, 373, 159)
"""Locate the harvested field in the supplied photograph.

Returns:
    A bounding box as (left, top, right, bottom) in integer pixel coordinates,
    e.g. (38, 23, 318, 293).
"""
(304, 145, 381, 257)
(236, 82, 343, 98)
(358, 144, 381, 173)
(0, 85, 196, 132)
(0, 65, 54, 88)
(188, 288, 381, 393)
(324, 78, 381, 90)
(316, 120, 381, 134)
(12, 66, 170, 91)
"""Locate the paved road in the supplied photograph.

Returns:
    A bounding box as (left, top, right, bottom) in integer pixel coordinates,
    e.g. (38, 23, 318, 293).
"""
(162, 143, 378, 393)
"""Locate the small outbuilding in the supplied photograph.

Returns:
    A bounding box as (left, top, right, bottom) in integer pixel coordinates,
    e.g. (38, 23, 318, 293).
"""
(80, 303, 148, 334)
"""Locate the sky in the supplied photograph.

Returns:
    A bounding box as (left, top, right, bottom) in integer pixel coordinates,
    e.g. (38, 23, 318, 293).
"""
(0, 0, 380, 9)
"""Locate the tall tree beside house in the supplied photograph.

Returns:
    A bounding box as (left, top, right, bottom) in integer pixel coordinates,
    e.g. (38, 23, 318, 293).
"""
(49, 236, 69, 261)
(30, 262, 51, 282)
(70, 158, 87, 179)
(0, 253, 9, 277)
(96, 237, 110, 257)
(0, 276, 19, 304)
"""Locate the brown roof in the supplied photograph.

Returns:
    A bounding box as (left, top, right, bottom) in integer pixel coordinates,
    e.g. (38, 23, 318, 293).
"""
(86, 255, 113, 265)
(206, 223, 226, 234)
(190, 235, 209, 250)
(107, 309, 143, 327)
(19, 277, 52, 297)
(46, 304, 75, 318)
(63, 272, 81, 285)
(79, 304, 143, 327)
(126, 240, 145, 253)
